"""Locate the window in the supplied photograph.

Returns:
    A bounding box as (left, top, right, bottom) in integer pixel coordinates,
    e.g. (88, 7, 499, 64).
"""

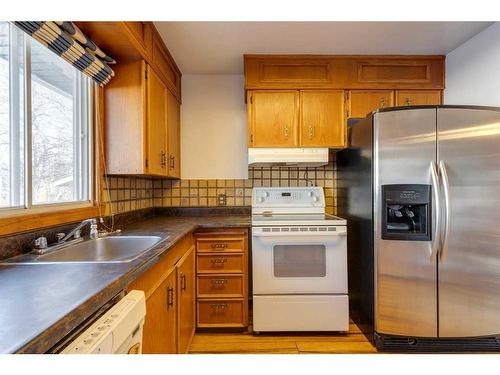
(0, 22, 92, 211)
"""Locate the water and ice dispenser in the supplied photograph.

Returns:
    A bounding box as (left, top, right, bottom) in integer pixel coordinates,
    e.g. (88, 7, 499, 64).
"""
(381, 184, 431, 241)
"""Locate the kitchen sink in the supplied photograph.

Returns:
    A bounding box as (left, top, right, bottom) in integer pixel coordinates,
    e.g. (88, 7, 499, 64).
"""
(1, 236, 165, 265)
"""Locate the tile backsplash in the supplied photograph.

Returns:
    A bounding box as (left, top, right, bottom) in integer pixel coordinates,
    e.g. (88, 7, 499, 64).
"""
(103, 158, 338, 215)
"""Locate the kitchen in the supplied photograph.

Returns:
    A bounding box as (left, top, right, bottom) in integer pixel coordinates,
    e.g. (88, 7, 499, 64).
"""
(1, 1, 500, 372)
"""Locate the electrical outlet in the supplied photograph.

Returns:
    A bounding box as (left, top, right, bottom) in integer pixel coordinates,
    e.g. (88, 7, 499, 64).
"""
(218, 193, 227, 206)
(236, 188, 244, 197)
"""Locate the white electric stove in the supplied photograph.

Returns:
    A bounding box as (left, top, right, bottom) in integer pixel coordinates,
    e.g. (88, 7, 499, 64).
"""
(251, 187, 349, 333)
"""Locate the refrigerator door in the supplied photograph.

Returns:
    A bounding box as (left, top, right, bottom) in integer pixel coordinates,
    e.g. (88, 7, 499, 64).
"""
(437, 107, 500, 338)
(374, 108, 438, 338)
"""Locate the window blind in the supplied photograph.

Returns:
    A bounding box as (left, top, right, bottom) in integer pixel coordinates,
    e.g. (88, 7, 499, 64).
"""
(13, 21, 115, 85)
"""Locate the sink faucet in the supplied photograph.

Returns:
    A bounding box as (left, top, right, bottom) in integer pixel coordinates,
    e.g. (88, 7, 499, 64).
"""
(32, 218, 99, 255)
(59, 218, 99, 243)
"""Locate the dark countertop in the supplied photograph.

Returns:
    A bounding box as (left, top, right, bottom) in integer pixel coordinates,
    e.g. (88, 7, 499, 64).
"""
(0, 214, 250, 354)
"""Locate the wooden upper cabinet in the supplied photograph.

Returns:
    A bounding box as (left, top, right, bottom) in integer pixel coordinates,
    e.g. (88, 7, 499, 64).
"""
(245, 55, 445, 90)
(167, 89, 181, 178)
(146, 65, 167, 176)
(248, 90, 299, 147)
(396, 90, 442, 106)
(122, 22, 153, 59)
(105, 60, 147, 174)
(245, 56, 336, 89)
(176, 246, 196, 354)
(348, 90, 395, 118)
(152, 33, 182, 101)
(300, 90, 346, 148)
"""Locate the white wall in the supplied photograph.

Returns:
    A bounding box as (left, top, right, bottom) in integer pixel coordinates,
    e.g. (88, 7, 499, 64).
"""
(181, 74, 248, 179)
(445, 23, 500, 106)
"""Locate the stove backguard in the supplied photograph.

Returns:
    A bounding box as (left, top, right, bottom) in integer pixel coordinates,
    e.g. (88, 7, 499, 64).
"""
(381, 184, 431, 241)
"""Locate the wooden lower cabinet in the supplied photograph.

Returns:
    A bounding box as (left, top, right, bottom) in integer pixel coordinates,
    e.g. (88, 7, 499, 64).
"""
(195, 229, 249, 329)
(141, 268, 176, 353)
(176, 246, 196, 354)
(127, 234, 194, 353)
(197, 299, 246, 327)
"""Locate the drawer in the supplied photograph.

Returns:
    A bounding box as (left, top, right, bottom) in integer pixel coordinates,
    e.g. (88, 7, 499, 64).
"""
(197, 274, 244, 298)
(197, 253, 244, 274)
(197, 299, 245, 327)
(196, 236, 245, 253)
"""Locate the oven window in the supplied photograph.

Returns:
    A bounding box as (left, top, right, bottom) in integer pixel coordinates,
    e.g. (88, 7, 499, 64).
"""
(273, 245, 326, 277)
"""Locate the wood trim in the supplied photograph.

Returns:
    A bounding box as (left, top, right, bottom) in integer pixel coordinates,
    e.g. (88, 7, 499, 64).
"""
(0, 205, 101, 237)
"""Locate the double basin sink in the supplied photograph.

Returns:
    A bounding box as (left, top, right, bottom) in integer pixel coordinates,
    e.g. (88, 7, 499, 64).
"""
(1, 236, 164, 265)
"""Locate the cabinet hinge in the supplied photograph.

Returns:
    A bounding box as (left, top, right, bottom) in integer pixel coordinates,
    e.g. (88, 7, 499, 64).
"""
(145, 158, 149, 168)
(249, 95, 253, 104)
(250, 134, 253, 144)
(145, 68, 148, 80)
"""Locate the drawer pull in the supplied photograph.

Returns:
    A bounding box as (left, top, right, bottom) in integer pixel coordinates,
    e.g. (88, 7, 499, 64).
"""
(211, 278, 229, 285)
(167, 286, 174, 309)
(210, 303, 228, 310)
(210, 243, 229, 249)
(210, 258, 228, 264)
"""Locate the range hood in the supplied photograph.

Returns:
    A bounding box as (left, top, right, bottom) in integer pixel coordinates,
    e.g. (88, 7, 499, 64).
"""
(248, 148, 329, 167)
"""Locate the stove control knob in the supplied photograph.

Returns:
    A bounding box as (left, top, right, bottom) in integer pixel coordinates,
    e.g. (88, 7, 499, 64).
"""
(308, 191, 314, 197)
(264, 191, 270, 197)
(313, 196, 319, 202)
(259, 197, 265, 203)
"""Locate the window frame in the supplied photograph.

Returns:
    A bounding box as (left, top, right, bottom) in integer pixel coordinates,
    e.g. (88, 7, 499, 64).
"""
(0, 24, 103, 236)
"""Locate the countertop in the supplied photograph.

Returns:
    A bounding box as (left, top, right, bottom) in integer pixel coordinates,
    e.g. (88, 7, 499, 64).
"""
(0, 214, 250, 354)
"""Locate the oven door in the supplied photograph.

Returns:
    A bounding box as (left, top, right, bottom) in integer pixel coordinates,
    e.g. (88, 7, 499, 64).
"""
(252, 226, 347, 294)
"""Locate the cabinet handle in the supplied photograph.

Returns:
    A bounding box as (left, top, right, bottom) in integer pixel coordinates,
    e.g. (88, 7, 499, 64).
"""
(380, 98, 385, 108)
(181, 273, 187, 291)
(169, 154, 175, 169)
(308, 126, 314, 140)
(167, 286, 174, 308)
(211, 278, 229, 285)
(210, 257, 228, 265)
(404, 98, 411, 106)
(210, 243, 228, 249)
(160, 151, 166, 167)
(210, 303, 228, 310)
(284, 125, 289, 140)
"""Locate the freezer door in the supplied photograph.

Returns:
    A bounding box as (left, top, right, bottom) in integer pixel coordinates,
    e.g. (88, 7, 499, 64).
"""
(437, 107, 500, 338)
(374, 108, 438, 338)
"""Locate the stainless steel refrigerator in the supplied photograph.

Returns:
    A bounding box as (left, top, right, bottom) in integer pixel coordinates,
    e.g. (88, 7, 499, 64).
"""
(337, 106, 500, 351)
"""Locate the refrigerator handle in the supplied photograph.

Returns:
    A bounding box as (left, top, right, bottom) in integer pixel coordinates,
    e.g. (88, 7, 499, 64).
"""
(439, 160, 452, 262)
(430, 161, 441, 262)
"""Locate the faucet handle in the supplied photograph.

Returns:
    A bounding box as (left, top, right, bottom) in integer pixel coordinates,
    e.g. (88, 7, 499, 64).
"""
(73, 229, 81, 239)
(56, 233, 65, 243)
(34, 237, 48, 249)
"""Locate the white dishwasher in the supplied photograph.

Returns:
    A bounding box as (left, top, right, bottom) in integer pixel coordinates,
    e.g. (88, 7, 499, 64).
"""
(61, 290, 146, 354)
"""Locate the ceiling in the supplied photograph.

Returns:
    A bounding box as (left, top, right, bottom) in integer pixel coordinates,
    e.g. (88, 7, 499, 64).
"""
(154, 22, 493, 74)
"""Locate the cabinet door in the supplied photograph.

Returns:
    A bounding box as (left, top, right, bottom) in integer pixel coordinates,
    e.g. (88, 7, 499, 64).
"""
(248, 90, 299, 147)
(348, 90, 394, 119)
(146, 64, 167, 176)
(300, 90, 346, 148)
(176, 246, 196, 354)
(396, 90, 442, 106)
(142, 268, 177, 354)
(166, 89, 181, 179)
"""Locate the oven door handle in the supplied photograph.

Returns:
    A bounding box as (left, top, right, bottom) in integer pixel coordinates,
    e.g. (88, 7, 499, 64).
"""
(252, 230, 347, 237)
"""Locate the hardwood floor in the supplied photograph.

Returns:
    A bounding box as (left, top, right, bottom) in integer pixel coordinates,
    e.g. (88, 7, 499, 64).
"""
(189, 315, 377, 354)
